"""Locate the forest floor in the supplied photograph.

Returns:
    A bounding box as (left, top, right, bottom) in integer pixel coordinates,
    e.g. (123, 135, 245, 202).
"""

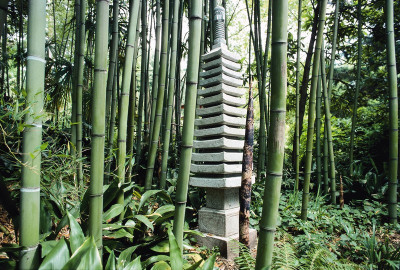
(0, 204, 16, 247)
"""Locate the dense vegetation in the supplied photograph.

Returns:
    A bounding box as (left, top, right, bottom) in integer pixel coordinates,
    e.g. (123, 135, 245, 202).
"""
(0, 0, 399, 269)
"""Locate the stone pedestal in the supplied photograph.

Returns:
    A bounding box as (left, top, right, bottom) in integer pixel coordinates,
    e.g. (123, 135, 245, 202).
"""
(189, 6, 257, 259)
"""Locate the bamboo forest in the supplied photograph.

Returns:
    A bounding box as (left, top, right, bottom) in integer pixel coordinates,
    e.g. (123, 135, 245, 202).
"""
(0, 0, 399, 269)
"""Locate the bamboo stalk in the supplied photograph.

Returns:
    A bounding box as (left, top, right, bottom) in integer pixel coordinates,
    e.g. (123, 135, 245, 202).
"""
(88, 0, 109, 254)
(255, 0, 288, 268)
(172, 0, 202, 251)
(145, 0, 170, 190)
(385, 0, 398, 225)
(301, 0, 328, 220)
(19, 1, 46, 268)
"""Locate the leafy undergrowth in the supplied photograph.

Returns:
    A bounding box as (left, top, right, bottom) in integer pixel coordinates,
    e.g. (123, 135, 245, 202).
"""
(240, 182, 400, 270)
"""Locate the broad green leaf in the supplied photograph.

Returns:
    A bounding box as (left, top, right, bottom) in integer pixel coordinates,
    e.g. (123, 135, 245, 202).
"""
(154, 205, 175, 216)
(201, 254, 216, 270)
(103, 181, 119, 209)
(67, 211, 85, 253)
(138, 190, 162, 211)
(62, 237, 102, 270)
(40, 199, 52, 234)
(142, 255, 170, 268)
(103, 223, 124, 231)
(103, 204, 124, 222)
(124, 220, 136, 228)
(39, 238, 70, 270)
(151, 261, 171, 270)
(40, 240, 58, 258)
(168, 227, 183, 270)
(105, 251, 116, 270)
(150, 240, 169, 253)
(185, 259, 203, 270)
(123, 256, 142, 270)
(106, 228, 134, 239)
(135, 215, 154, 231)
(117, 246, 138, 268)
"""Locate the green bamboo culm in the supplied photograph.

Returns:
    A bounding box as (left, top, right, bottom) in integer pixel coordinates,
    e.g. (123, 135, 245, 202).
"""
(256, 0, 272, 182)
(149, 0, 161, 144)
(104, 0, 119, 184)
(315, 68, 322, 191)
(105, 0, 119, 136)
(172, 0, 202, 251)
(254, 0, 288, 268)
(323, 123, 329, 194)
(71, 0, 80, 159)
(321, 45, 336, 204)
(127, 9, 142, 180)
(116, 0, 141, 205)
(76, 0, 86, 186)
(385, 0, 398, 224)
(88, 0, 109, 255)
(294, 0, 302, 191)
(144, 0, 170, 190)
(19, 1, 46, 268)
(160, 0, 180, 189)
(300, 0, 328, 221)
(135, 0, 147, 174)
(327, 0, 339, 100)
(349, 0, 362, 177)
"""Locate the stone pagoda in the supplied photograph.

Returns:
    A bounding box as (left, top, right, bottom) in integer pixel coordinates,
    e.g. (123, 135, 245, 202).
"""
(190, 6, 256, 259)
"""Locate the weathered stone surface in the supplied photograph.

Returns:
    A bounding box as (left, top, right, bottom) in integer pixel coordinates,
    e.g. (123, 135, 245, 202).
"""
(193, 137, 244, 149)
(198, 83, 245, 97)
(194, 125, 245, 138)
(202, 57, 241, 71)
(195, 114, 246, 127)
(190, 163, 242, 174)
(198, 207, 239, 237)
(191, 152, 243, 162)
(201, 45, 240, 63)
(193, 228, 257, 260)
(206, 188, 239, 210)
(199, 74, 243, 88)
(190, 176, 242, 188)
(200, 65, 242, 80)
(197, 92, 246, 107)
(196, 103, 246, 117)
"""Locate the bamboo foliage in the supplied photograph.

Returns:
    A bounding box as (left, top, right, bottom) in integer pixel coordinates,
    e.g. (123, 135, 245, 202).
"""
(301, 0, 328, 221)
(255, 0, 288, 268)
(20, 1, 46, 268)
(385, 0, 398, 225)
(145, 0, 169, 190)
(172, 0, 202, 251)
(88, 0, 109, 254)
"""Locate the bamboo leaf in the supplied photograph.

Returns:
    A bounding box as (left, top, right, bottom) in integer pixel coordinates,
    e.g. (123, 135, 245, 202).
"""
(105, 251, 116, 270)
(62, 237, 102, 270)
(168, 227, 183, 270)
(106, 228, 134, 239)
(117, 246, 138, 268)
(151, 261, 171, 270)
(201, 254, 216, 270)
(185, 259, 202, 270)
(138, 190, 162, 211)
(135, 214, 154, 231)
(150, 240, 169, 253)
(142, 255, 170, 268)
(103, 204, 124, 221)
(39, 239, 70, 270)
(123, 256, 142, 270)
(67, 211, 85, 253)
(40, 240, 58, 258)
